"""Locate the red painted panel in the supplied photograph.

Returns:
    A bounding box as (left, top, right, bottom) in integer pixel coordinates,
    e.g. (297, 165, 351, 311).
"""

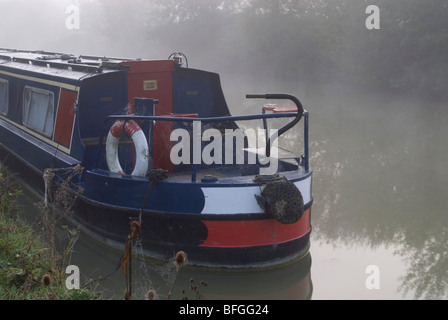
(121, 60, 176, 172)
(54, 89, 78, 148)
(200, 209, 311, 248)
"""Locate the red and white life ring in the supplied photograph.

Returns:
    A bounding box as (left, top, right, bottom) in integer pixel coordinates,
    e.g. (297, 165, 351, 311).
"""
(105, 120, 149, 176)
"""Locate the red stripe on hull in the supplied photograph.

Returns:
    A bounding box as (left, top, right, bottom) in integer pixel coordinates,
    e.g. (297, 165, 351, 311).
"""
(200, 208, 311, 248)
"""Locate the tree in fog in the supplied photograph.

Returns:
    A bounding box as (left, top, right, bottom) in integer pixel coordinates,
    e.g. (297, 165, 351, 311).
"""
(0, 0, 446, 98)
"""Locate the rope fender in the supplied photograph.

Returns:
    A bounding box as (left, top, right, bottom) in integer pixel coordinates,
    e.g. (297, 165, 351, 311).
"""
(255, 175, 304, 224)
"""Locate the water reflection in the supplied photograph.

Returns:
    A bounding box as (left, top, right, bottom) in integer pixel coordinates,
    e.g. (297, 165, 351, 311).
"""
(173, 253, 312, 300)
(69, 232, 313, 300)
(305, 90, 448, 300)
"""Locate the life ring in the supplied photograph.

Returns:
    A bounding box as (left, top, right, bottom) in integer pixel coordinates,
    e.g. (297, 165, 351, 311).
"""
(106, 120, 149, 176)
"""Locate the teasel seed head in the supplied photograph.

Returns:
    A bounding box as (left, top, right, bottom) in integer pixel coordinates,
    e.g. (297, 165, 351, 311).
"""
(42, 274, 52, 287)
(175, 251, 187, 270)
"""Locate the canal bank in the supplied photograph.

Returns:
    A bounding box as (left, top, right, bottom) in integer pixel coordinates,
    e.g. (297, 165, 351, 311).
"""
(0, 166, 99, 300)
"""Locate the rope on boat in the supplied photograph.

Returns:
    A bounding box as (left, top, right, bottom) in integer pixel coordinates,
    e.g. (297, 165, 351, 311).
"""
(121, 218, 141, 300)
(138, 169, 168, 224)
(121, 168, 167, 300)
(42, 164, 84, 208)
(43, 169, 55, 208)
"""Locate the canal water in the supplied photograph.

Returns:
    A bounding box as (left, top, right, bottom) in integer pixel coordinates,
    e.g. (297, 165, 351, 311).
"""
(11, 86, 448, 300)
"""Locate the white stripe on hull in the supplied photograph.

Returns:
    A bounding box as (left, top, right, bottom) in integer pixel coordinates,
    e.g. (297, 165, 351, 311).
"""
(201, 176, 312, 215)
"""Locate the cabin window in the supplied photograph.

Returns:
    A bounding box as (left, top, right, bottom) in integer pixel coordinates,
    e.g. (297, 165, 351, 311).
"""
(23, 86, 55, 138)
(0, 79, 8, 115)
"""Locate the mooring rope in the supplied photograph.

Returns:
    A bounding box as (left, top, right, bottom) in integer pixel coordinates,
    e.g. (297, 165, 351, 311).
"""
(138, 169, 167, 224)
(121, 218, 140, 300)
(42, 164, 84, 207)
(121, 168, 167, 300)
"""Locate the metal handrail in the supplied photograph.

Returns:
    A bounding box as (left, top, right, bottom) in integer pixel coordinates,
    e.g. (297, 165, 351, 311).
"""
(96, 94, 309, 179)
(104, 111, 299, 124)
(246, 94, 304, 157)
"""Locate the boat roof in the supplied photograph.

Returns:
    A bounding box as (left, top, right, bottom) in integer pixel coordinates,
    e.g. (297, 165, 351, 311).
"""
(0, 48, 133, 81)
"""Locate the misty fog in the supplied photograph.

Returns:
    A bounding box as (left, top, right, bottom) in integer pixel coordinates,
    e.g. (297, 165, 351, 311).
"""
(1, 0, 446, 100)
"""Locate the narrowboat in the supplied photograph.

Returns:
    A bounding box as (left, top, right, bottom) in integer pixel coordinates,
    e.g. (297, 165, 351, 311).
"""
(0, 49, 312, 268)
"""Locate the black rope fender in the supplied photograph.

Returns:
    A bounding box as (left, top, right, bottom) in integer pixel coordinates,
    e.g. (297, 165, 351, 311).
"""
(255, 175, 304, 224)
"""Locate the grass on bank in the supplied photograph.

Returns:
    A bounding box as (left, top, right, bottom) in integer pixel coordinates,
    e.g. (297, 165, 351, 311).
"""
(0, 169, 99, 300)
